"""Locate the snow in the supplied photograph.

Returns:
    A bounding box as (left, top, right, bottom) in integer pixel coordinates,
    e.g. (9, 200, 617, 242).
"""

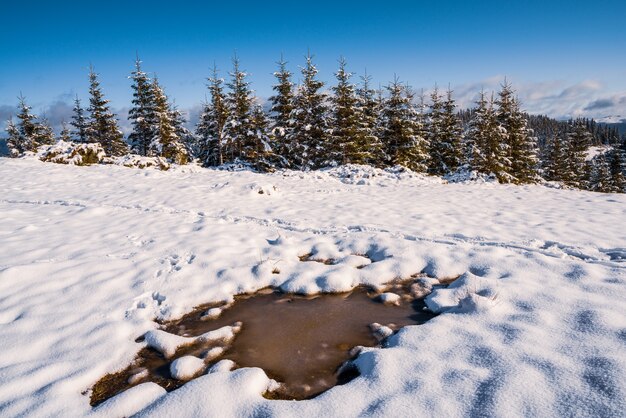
(377, 292, 401, 306)
(0, 157, 625, 417)
(170, 356, 206, 380)
(585, 145, 613, 161)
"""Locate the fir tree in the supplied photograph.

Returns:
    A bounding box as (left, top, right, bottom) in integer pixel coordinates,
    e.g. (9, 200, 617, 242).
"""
(495, 81, 539, 183)
(249, 102, 280, 170)
(150, 77, 188, 164)
(589, 154, 611, 192)
(196, 65, 229, 167)
(466, 92, 509, 180)
(356, 71, 384, 166)
(15, 95, 38, 152)
(128, 57, 157, 156)
(379, 77, 429, 172)
(59, 122, 72, 142)
(269, 56, 294, 160)
(287, 52, 330, 169)
(70, 96, 89, 143)
(608, 149, 625, 192)
(542, 133, 569, 182)
(5, 118, 22, 157)
(86, 65, 128, 156)
(169, 104, 196, 160)
(34, 117, 55, 147)
(329, 57, 363, 165)
(429, 87, 462, 175)
(223, 56, 256, 164)
(565, 120, 593, 188)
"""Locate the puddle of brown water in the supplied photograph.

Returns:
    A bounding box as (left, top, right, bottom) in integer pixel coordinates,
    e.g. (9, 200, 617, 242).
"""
(91, 284, 436, 406)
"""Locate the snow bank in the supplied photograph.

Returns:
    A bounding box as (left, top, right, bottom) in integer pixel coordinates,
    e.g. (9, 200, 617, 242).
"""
(38, 140, 106, 166)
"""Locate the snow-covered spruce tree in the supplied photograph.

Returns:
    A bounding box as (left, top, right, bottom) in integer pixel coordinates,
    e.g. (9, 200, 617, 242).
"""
(128, 57, 157, 156)
(329, 57, 366, 165)
(70, 96, 89, 143)
(223, 56, 258, 165)
(608, 148, 625, 192)
(287, 53, 330, 169)
(379, 77, 428, 172)
(196, 65, 229, 167)
(35, 117, 56, 147)
(495, 81, 539, 183)
(86, 66, 128, 156)
(249, 102, 282, 170)
(589, 154, 611, 192)
(150, 77, 189, 164)
(542, 133, 569, 182)
(268, 56, 294, 163)
(466, 92, 509, 180)
(429, 87, 462, 175)
(14, 96, 38, 153)
(565, 120, 593, 188)
(356, 71, 384, 166)
(169, 104, 197, 160)
(5, 118, 22, 157)
(59, 122, 72, 142)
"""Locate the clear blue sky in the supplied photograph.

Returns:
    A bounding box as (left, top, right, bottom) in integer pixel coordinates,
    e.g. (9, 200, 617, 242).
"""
(1, 0, 626, 125)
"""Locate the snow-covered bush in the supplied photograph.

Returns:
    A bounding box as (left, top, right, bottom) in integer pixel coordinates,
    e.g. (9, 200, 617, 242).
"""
(113, 154, 171, 171)
(38, 140, 106, 166)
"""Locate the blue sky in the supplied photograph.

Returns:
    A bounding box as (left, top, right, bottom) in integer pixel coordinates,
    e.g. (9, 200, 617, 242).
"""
(1, 0, 626, 130)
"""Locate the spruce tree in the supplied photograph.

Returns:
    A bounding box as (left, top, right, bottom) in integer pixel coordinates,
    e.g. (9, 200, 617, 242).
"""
(15, 95, 38, 152)
(86, 65, 128, 156)
(70, 96, 89, 143)
(429, 87, 462, 175)
(249, 102, 279, 170)
(329, 57, 362, 165)
(34, 117, 55, 147)
(464, 90, 488, 170)
(565, 120, 593, 188)
(589, 154, 611, 192)
(356, 71, 384, 166)
(269, 56, 294, 160)
(287, 52, 330, 169)
(608, 149, 625, 192)
(150, 77, 188, 164)
(196, 65, 229, 167)
(128, 57, 157, 156)
(223, 56, 256, 164)
(59, 122, 72, 142)
(542, 133, 569, 182)
(379, 77, 428, 172)
(5, 118, 22, 157)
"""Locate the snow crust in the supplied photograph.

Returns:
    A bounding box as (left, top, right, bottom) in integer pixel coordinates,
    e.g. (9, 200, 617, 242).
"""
(0, 158, 625, 417)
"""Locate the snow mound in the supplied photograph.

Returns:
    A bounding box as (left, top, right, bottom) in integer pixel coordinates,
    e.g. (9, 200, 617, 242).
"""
(425, 272, 500, 313)
(444, 165, 498, 184)
(377, 292, 401, 306)
(113, 154, 171, 170)
(93, 382, 165, 417)
(38, 140, 106, 166)
(321, 164, 440, 186)
(144, 324, 240, 358)
(169, 356, 206, 380)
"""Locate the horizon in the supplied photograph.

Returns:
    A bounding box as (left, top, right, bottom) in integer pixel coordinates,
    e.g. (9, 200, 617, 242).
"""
(2, 0, 626, 132)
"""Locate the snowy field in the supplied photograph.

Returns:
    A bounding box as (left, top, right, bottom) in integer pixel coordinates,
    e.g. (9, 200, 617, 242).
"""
(1, 157, 625, 417)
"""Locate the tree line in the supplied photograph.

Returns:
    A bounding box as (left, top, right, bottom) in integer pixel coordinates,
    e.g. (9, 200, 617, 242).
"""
(3, 54, 625, 193)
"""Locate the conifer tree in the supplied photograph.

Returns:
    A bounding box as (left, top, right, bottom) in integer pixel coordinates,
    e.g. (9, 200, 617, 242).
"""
(5, 118, 22, 157)
(249, 102, 280, 170)
(150, 77, 188, 164)
(59, 122, 72, 142)
(223, 56, 257, 164)
(70, 96, 89, 143)
(196, 65, 229, 166)
(356, 71, 384, 166)
(379, 77, 428, 172)
(34, 117, 55, 147)
(565, 120, 593, 188)
(329, 57, 362, 165)
(86, 65, 128, 156)
(269, 56, 294, 160)
(542, 133, 569, 182)
(466, 92, 509, 180)
(287, 52, 330, 169)
(15, 95, 38, 152)
(589, 154, 611, 192)
(128, 57, 157, 156)
(608, 149, 625, 192)
(169, 104, 196, 159)
(429, 87, 462, 175)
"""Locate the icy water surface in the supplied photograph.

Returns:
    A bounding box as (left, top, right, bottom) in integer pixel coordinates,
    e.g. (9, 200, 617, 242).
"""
(91, 284, 436, 405)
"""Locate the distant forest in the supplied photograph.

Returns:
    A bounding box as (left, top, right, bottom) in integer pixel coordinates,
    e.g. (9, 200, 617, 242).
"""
(3, 55, 625, 193)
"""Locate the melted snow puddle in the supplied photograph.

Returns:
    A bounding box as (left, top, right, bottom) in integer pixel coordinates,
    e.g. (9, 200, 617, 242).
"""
(91, 281, 439, 406)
